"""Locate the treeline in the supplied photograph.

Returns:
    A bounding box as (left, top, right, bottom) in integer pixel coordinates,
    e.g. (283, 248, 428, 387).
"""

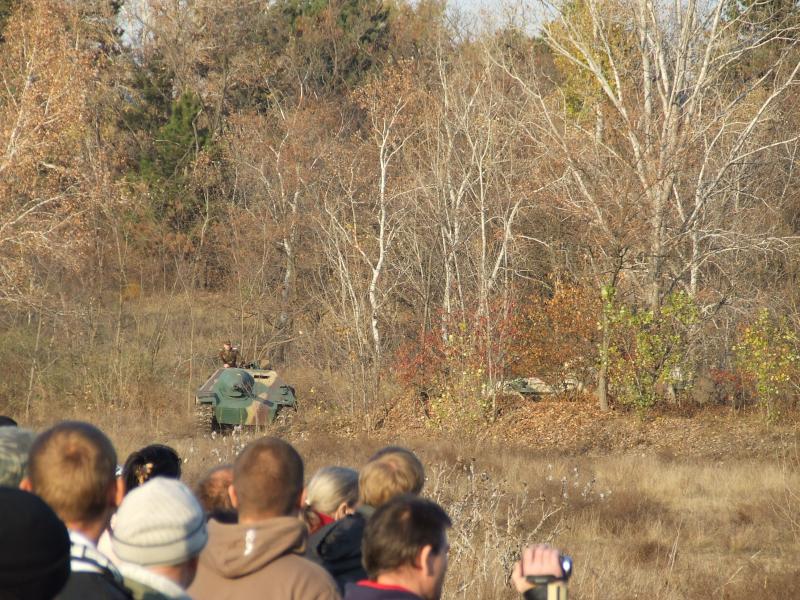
(2, 0, 800, 424)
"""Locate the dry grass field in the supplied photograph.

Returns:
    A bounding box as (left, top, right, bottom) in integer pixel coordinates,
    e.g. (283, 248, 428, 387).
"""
(45, 402, 799, 600)
(7, 296, 800, 599)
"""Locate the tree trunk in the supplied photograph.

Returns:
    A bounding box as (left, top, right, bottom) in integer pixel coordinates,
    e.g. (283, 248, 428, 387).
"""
(273, 235, 295, 367)
(598, 304, 610, 412)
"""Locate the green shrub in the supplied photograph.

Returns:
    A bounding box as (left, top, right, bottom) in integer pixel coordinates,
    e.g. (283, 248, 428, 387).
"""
(734, 309, 800, 421)
(607, 292, 698, 412)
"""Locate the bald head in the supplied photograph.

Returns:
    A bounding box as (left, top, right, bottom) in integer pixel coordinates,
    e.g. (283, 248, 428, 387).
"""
(232, 437, 304, 520)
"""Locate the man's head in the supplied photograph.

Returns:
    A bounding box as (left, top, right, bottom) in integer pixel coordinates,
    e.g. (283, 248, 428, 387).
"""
(23, 421, 120, 534)
(362, 495, 452, 600)
(112, 478, 208, 589)
(194, 464, 236, 521)
(230, 437, 304, 521)
(0, 426, 35, 487)
(359, 447, 425, 508)
(223, 341, 232, 350)
(0, 488, 71, 600)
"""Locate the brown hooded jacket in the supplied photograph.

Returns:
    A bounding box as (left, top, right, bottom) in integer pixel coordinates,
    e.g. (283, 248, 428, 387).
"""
(189, 516, 340, 600)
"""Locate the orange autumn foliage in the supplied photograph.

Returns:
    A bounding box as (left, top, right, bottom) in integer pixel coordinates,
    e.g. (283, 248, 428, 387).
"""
(510, 283, 601, 388)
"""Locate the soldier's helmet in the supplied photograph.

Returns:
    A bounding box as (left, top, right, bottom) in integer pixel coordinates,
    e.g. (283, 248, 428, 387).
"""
(218, 369, 255, 399)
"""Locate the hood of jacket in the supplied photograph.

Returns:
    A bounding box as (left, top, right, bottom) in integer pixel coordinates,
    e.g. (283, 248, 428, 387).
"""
(310, 512, 364, 564)
(200, 516, 307, 579)
(310, 505, 374, 564)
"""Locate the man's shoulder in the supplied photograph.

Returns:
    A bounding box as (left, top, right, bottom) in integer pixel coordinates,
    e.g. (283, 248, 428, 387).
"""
(268, 553, 340, 597)
(63, 533, 131, 600)
(276, 551, 340, 579)
(192, 553, 339, 600)
(58, 571, 132, 600)
(123, 578, 171, 600)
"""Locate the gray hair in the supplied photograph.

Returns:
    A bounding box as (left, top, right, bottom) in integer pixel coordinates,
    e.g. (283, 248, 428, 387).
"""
(305, 466, 358, 516)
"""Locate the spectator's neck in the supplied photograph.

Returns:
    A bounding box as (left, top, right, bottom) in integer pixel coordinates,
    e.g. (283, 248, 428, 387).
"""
(238, 508, 296, 525)
(66, 518, 107, 546)
(149, 560, 195, 589)
(374, 572, 425, 599)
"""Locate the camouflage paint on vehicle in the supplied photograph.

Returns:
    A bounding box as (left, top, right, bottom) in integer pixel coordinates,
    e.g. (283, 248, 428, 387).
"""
(195, 367, 297, 431)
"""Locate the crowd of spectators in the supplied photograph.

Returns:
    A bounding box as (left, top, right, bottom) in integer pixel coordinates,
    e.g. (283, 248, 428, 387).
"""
(0, 416, 570, 600)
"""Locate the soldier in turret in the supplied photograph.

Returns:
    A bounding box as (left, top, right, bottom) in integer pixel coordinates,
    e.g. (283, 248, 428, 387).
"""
(219, 340, 240, 368)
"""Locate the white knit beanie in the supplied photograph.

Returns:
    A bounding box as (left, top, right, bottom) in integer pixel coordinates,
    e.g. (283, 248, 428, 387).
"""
(111, 477, 208, 567)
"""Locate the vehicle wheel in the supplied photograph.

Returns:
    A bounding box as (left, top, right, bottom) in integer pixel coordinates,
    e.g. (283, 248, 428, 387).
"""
(195, 404, 215, 435)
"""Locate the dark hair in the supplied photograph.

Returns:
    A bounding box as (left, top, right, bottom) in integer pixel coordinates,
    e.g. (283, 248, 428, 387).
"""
(122, 444, 181, 493)
(362, 495, 452, 579)
(233, 437, 304, 519)
(0, 415, 18, 427)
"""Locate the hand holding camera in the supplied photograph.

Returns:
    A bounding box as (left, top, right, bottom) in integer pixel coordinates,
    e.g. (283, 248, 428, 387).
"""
(512, 544, 572, 600)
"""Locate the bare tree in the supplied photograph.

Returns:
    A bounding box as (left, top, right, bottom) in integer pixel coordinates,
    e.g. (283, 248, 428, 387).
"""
(312, 64, 418, 422)
(0, 0, 112, 308)
(224, 103, 334, 365)
(487, 0, 800, 406)
(499, 0, 800, 311)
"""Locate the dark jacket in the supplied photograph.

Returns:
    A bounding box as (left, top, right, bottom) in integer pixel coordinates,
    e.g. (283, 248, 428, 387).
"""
(58, 531, 132, 600)
(189, 515, 339, 600)
(343, 581, 422, 600)
(306, 506, 375, 594)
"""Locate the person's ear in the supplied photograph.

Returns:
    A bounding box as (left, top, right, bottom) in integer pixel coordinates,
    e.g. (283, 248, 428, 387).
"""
(228, 484, 239, 509)
(108, 476, 124, 508)
(419, 544, 434, 576)
(114, 477, 125, 507)
(333, 501, 350, 520)
(19, 477, 32, 492)
(299, 487, 308, 508)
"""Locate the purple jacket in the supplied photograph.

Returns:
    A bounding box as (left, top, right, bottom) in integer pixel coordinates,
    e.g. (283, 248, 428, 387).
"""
(343, 581, 423, 600)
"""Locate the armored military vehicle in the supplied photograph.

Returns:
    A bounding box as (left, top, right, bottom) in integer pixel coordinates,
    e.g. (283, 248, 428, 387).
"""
(195, 367, 297, 433)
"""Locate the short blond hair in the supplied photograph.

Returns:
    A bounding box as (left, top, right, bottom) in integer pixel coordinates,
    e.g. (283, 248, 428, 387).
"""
(28, 421, 117, 523)
(233, 437, 303, 518)
(306, 466, 358, 515)
(359, 448, 425, 508)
